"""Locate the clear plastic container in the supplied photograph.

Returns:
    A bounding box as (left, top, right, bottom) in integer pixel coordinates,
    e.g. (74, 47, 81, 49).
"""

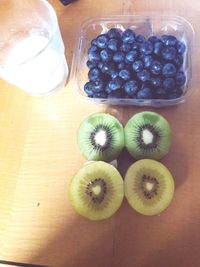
(70, 15, 194, 107)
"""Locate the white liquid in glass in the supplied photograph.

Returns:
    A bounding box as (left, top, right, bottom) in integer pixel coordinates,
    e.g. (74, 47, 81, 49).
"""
(2, 35, 68, 95)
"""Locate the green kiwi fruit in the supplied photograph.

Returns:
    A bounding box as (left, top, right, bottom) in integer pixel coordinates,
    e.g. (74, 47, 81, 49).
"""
(69, 161, 124, 221)
(77, 113, 124, 162)
(124, 159, 175, 216)
(124, 111, 171, 160)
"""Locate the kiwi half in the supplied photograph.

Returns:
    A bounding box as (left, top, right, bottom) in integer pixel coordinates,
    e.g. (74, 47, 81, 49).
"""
(124, 159, 175, 216)
(69, 161, 124, 221)
(124, 111, 171, 160)
(77, 113, 124, 162)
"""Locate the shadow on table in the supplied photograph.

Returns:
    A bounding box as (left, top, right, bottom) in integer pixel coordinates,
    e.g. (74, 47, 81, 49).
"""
(31, 212, 120, 267)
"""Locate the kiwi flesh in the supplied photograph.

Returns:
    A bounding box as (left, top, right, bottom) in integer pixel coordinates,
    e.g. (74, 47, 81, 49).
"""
(124, 111, 171, 160)
(77, 113, 124, 162)
(69, 161, 124, 221)
(124, 159, 175, 216)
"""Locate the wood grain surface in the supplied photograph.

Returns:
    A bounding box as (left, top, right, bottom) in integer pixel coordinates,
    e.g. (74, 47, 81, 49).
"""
(0, 0, 200, 266)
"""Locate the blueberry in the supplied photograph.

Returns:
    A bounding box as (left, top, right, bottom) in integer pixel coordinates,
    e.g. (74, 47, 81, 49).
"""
(173, 54, 184, 69)
(87, 60, 98, 69)
(108, 38, 120, 52)
(119, 69, 131, 81)
(88, 51, 100, 62)
(100, 49, 113, 62)
(142, 55, 153, 68)
(125, 50, 138, 63)
(105, 84, 112, 94)
(155, 88, 167, 99)
(124, 80, 138, 96)
(110, 70, 119, 79)
(163, 78, 176, 93)
(140, 82, 152, 90)
(167, 88, 183, 99)
(176, 41, 186, 54)
(150, 77, 162, 87)
(107, 89, 122, 99)
(162, 35, 177, 46)
(137, 87, 152, 99)
(125, 58, 131, 65)
(88, 67, 102, 81)
(118, 62, 126, 70)
(132, 60, 143, 72)
(153, 41, 164, 56)
(121, 63, 132, 72)
(160, 35, 168, 44)
(162, 63, 177, 77)
(88, 45, 98, 54)
(91, 79, 104, 92)
(113, 51, 125, 63)
(84, 82, 93, 96)
(107, 28, 122, 39)
(108, 77, 123, 91)
(98, 61, 104, 70)
(96, 34, 109, 49)
(162, 46, 177, 61)
(148, 36, 159, 43)
(91, 38, 98, 46)
(101, 62, 115, 74)
(150, 60, 163, 75)
(136, 34, 146, 43)
(93, 92, 107, 98)
(137, 70, 150, 82)
(132, 42, 139, 50)
(140, 41, 153, 55)
(175, 71, 186, 86)
(120, 43, 132, 52)
(122, 29, 136, 43)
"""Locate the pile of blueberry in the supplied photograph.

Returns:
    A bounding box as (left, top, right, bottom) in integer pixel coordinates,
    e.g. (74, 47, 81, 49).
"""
(84, 28, 186, 100)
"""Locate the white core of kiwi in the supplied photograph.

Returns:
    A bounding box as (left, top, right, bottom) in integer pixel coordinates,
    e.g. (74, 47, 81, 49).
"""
(92, 185, 102, 195)
(142, 129, 154, 145)
(94, 129, 107, 147)
(145, 182, 154, 191)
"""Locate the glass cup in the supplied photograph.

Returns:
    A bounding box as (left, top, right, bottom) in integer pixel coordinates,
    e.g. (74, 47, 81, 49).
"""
(0, 0, 68, 96)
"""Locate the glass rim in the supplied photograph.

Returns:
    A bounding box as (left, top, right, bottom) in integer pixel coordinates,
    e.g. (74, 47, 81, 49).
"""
(0, 0, 58, 69)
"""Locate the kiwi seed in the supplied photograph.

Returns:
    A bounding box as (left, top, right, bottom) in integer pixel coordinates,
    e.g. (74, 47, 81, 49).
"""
(141, 175, 159, 199)
(85, 178, 107, 204)
(90, 125, 112, 152)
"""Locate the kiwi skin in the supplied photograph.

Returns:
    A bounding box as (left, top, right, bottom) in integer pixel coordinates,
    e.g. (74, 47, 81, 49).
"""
(124, 111, 172, 160)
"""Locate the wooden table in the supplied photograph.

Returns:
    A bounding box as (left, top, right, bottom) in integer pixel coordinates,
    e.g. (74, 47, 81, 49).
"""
(0, 0, 200, 266)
